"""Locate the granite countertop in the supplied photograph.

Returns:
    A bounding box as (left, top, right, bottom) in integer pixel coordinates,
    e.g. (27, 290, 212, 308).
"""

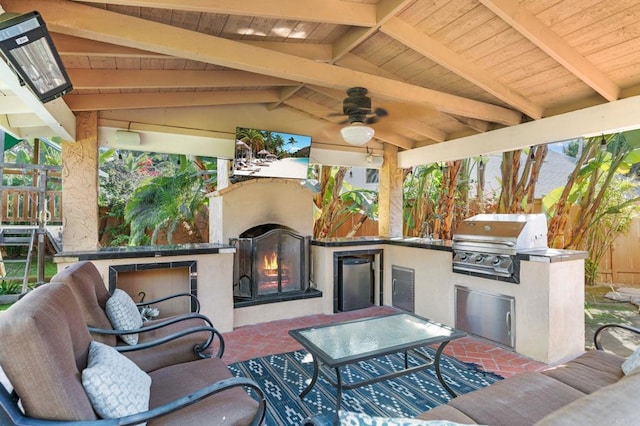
(54, 243, 236, 262)
(312, 236, 587, 261)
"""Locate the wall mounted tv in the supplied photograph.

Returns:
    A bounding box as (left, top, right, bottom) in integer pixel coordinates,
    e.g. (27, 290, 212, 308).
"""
(234, 127, 311, 180)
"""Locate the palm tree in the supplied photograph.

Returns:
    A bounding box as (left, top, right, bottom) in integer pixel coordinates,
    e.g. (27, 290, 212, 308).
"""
(124, 161, 206, 245)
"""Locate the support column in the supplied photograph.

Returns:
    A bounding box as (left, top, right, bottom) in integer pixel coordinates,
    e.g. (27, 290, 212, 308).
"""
(378, 143, 404, 237)
(62, 111, 99, 251)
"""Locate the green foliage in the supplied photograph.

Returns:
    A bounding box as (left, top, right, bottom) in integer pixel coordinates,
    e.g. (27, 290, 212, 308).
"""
(544, 131, 640, 284)
(313, 166, 378, 238)
(124, 161, 207, 245)
(563, 140, 580, 158)
(0, 281, 21, 295)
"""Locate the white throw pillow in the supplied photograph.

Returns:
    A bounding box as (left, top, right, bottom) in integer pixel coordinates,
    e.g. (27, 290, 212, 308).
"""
(82, 341, 151, 420)
(338, 411, 477, 426)
(621, 346, 640, 375)
(105, 289, 143, 345)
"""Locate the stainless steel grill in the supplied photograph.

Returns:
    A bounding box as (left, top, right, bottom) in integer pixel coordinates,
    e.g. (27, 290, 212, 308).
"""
(452, 214, 548, 281)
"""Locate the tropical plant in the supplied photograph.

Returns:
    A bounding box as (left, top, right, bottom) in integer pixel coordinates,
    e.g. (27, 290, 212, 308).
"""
(496, 145, 548, 213)
(312, 166, 378, 238)
(581, 177, 640, 285)
(543, 132, 640, 284)
(545, 131, 640, 250)
(124, 160, 207, 245)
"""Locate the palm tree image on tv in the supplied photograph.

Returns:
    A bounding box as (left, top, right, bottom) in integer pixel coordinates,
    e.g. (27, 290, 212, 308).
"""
(234, 127, 311, 179)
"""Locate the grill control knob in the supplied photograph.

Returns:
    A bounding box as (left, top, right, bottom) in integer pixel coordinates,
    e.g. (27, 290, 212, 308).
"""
(492, 257, 501, 265)
(475, 254, 485, 263)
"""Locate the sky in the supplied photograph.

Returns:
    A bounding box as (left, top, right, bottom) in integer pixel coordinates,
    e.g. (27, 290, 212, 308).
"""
(272, 131, 311, 153)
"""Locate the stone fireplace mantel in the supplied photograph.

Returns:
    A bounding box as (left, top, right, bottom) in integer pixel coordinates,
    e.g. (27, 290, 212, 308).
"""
(208, 178, 314, 244)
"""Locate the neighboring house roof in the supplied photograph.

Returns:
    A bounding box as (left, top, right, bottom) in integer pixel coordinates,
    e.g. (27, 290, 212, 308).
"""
(481, 149, 576, 199)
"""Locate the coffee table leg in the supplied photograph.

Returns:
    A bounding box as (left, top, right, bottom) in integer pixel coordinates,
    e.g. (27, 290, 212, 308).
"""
(335, 367, 343, 413)
(434, 340, 457, 398)
(300, 354, 319, 399)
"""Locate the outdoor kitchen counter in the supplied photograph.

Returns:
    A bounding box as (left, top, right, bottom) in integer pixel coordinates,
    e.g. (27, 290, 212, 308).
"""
(53, 243, 236, 262)
(313, 237, 586, 262)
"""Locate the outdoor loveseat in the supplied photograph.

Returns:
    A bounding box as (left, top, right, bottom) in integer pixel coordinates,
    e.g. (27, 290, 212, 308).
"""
(305, 324, 640, 425)
(0, 282, 266, 425)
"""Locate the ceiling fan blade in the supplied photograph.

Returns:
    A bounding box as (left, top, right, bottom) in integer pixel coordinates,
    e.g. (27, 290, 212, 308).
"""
(326, 112, 346, 117)
(374, 107, 388, 118)
(364, 116, 380, 125)
(338, 118, 350, 125)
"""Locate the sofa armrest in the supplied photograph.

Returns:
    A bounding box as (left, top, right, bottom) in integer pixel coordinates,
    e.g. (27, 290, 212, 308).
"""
(594, 323, 640, 351)
(136, 292, 201, 313)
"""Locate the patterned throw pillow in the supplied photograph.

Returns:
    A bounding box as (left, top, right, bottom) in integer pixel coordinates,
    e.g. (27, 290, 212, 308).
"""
(105, 289, 143, 345)
(82, 341, 151, 420)
(622, 346, 640, 375)
(338, 411, 477, 426)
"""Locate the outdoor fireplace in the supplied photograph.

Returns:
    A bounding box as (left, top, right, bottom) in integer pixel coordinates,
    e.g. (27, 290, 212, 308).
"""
(231, 224, 310, 306)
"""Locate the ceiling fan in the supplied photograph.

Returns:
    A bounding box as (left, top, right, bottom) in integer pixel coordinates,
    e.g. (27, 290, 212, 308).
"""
(330, 87, 388, 146)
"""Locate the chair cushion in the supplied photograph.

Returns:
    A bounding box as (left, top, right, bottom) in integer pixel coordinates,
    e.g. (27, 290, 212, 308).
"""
(124, 316, 214, 373)
(0, 284, 97, 421)
(148, 357, 259, 425)
(106, 289, 143, 345)
(82, 341, 151, 419)
(51, 261, 117, 346)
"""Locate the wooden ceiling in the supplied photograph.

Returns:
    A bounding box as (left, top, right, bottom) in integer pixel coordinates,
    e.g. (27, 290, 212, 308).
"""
(2, 0, 640, 164)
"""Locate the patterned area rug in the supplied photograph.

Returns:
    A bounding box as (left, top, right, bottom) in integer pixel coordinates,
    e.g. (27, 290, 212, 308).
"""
(228, 348, 503, 426)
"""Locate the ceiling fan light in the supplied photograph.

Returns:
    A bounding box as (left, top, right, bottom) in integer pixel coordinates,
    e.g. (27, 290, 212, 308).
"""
(340, 123, 374, 146)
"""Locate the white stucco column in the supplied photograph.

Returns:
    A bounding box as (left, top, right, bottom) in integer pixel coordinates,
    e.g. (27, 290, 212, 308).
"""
(61, 111, 99, 251)
(378, 143, 403, 237)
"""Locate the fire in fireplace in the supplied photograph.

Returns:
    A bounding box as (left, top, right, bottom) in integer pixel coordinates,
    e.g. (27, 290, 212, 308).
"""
(231, 224, 310, 305)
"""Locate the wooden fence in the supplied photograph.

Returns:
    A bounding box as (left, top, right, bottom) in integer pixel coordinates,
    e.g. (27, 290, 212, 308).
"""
(1, 189, 62, 224)
(597, 217, 640, 285)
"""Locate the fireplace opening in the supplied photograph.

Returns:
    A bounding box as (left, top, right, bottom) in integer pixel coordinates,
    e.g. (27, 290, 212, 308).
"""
(231, 224, 318, 307)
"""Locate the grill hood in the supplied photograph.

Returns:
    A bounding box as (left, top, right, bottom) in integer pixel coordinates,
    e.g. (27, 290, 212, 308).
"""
(452, 214, 548, 255)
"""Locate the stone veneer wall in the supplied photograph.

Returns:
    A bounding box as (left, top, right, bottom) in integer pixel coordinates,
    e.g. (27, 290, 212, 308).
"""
(208, 178, 314, 243)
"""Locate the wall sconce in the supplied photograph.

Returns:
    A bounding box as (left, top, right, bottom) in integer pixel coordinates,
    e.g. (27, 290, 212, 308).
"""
(366, 147, 383, 167)
(600, 134, 607, 152)
(340, 122, 375, 146)
(0, 10, 73, 103)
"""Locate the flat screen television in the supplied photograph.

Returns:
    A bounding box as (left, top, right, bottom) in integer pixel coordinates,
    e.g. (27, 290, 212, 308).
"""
(234, 127, 311, 179)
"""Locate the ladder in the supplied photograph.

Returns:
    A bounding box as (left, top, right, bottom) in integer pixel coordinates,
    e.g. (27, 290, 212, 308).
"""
(0, 226, 37, 293)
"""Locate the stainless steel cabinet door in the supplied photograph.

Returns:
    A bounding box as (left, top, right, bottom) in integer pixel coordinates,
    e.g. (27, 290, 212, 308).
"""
(392, 265, 415, 313)
(455, 286, 515, 348)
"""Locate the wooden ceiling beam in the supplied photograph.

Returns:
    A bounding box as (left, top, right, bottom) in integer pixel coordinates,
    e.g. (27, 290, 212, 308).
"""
(333, 55, 491, 133)
(67, 69, 298, 90)
(73, 0, 376, 26)
(8, 0, 522, 125)
(381, 17, 544, 119)
(64, 89, 281, 111)
(53, 33, 333, 62)
(332, 0, 414, 62)
(479, 0, 619, 102)
(52, 33, 167, 58)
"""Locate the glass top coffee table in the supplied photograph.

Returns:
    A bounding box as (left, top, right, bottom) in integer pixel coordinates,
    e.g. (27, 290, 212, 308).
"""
(289, 312, 466, 413)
